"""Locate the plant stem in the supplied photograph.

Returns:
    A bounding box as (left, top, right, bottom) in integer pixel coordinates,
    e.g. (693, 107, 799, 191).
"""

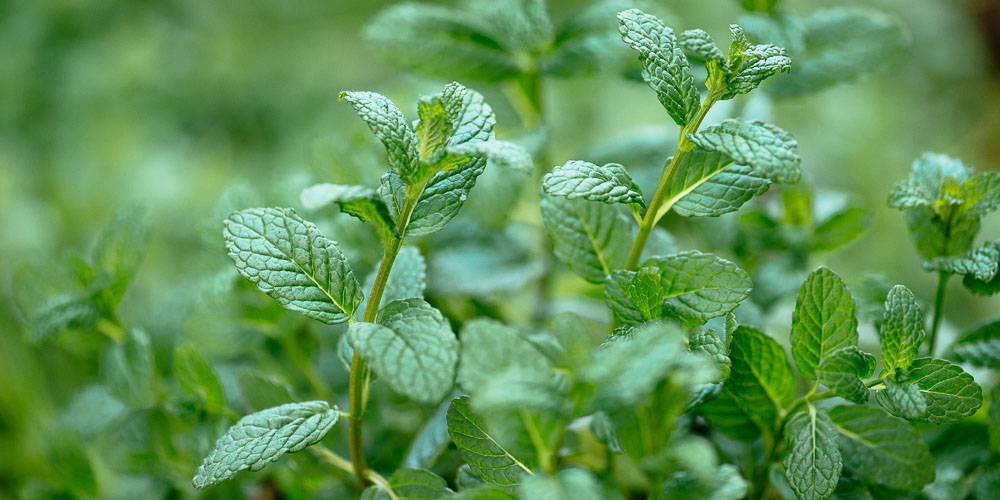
(928, 271, 949, 356)
(347, 181, 425, 487)
(313, 445, 356, 475)
(624, 91, 720, 270)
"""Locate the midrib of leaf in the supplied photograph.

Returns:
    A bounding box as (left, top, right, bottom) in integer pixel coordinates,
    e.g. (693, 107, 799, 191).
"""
(833, 422, 912, 463)
(247, 222, 354, 319)
(655, 158, 735, 221)
(571, 201, 612, 276)
(454, 415, 533, 475)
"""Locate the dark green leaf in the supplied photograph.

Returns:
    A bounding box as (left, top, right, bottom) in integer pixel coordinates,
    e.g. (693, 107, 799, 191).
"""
(447, 396, 531, 485)
(687, 119, 801, 184)
(541, 194, 631, 283)
(174, 343, 226, 414)
(790, 267, 858, 380)
(879, 284, 925, 372)
(782, 407, 841, 500)
(828, 405, 934, 490)
(817, 346, 875, 404)
(727, 325, 796, 427)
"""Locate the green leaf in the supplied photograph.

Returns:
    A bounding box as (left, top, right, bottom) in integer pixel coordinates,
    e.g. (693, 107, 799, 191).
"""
(948, 319, 1000, 368)
(339, 90, 420, 181)
(458, 319, 551, 397)
(817, 346, 875, 404)
(363, 3, 521, 82)
(809, 207, 867, 252)
(541, 194, 631, 283)
(698, 384, 761, 439)
(766, 8, 908, 97)
(879, 284, 925, 372)
(348, 299, 458, 404)
(447, 396, 532, 485)
(617, 9, 700, 126)
(782, 406, 841, 500)
(664, 148, 771, 218)
(464, 0, 554, 53)
(687, 119, 801, 184)
(91, 204, 152, 309)
(517, 469, 603, 500)
(727, 325, 796, 427)
(362, 468, 454, 499)
(193, 401, 340, 489)
(48, 428, 98, 497)
(875, 375, 927, 420)
(633, 251, 752, 327)
(224, 207, 363, 324)
(828, 405, 934, 490)
(722, 25, 792, 98)
(447, 140, 534, 175)
(679, 29, 724, 62)
(790, 267, 858, 380)
(903, 357, 983, 423)
(416, 94, 454, 159)
(24, 294, 100, 343)
(661, 463, 749, 500)
(690, 327, 731, 379)
(300, 183, 396, 238)
(889, 153, 972, 209)
(104, 327, 155, 407)
(174, 343, 226, 414)
(541, 160, 644, 207)
(541, 0, 642, 77)
(924, 241, 999, 281)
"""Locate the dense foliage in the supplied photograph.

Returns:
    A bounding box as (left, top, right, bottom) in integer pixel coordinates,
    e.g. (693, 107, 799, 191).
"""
(4, 1, 1000, 499)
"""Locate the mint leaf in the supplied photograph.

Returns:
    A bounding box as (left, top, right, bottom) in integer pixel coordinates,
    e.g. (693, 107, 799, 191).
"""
(91, 204, 152, 309)
(617, 9, 700, 126)
(300, 183, 396, 239)
(361, 468, 454, 499)
(948, 319, 1000, 368)
(904, 357, 983, 424)
(339, 90, 420, 182)
(875, 375, 927, 420)
(783, 406, 841, 500)
(104, 327, 155, 407)
(348, 298, 458, 404)
(809, 207, 868, 252)
(541, 194, 631, 283)
(193, 401, 340, 489)
(458, 318, 551, 397)
(687, 119, 801, 184)
(828, 405, 934, 490)
(679, 29, 724, 62)
(447, 396, 532, 485)
(722, 25, 792, 98)
(727, 325, 796, 427)
(363, 3, 521, 82)
(542, 160, 644, 207)
(924, 241, 999, 282)
(541, 0, 641, 77)
(790, 267, 858, 380)
(416, 94, 453, 159)
(817, 346, 875, 404)
(690, 327, 731, 379)
(665, 148, 771, 217)
(224, 208, 362, 324)
(518, 469, 603, 500)
(635, 251, 752, 327)
(447, 140, 534, 175)
(879, 284, 925, 372)
(888, 153, 971, 210)
(174, 343, 226, 414)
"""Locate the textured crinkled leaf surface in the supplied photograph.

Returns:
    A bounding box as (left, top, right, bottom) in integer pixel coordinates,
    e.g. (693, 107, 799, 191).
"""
(690, 328, 731, 379)
(829, 405, 934, 490)
(224, 208, 362, 324)
(687, 119, 801, 184)
(782, 407, 841, 500)
(541, 194, 631, 283)
(637, 251, 752, 326)
(905, 357, 983, 423)
(879, 285, 924, 372)
(679, 28, 724, 62)
(924, 242, 999, 281)
(193, 401, 339, 489)
(665, 148, 770, 217)
(817, 346, 875, 404)
(618, 9, 700, 126)
(447, 396, 531, 485)
(348, 298, 458, 404)
(949, 319, 1000, 368)
(790, 267, 858, 379)
(876, 376, 927, 420)
(447, 139, 533, 175)
(340, 91, 420, 181)
(724, 26, 792, 97)
(727, 325, 795, 426)
(542, 160, 644, 206)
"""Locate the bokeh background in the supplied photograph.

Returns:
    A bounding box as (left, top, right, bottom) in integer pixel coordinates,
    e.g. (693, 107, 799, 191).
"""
(1, 0, 998, 498)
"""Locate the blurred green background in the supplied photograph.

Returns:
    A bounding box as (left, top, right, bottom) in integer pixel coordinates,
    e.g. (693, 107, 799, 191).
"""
(1, 0, 998, 498)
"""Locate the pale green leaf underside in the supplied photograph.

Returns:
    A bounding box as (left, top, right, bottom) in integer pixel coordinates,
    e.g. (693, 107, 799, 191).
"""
(348, 298, 458, 404)
(829, 405, 934, 490)
(879, 284, 925, 373)
(618, 8, 700, 126)
(224, 208, 362, 324)
(727, 325, 796, 427)
(790, 266, 858, 380)
(447, 140, 534, 175)
(541, 194, 631, 283)
(193, 401, 340, 489)
(679, 28, 724, 62)
(447, 396, 531, 485)
(542, 160, 644, 206)
(783, 407, 841, 500)
(687, 119, 801, 184)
